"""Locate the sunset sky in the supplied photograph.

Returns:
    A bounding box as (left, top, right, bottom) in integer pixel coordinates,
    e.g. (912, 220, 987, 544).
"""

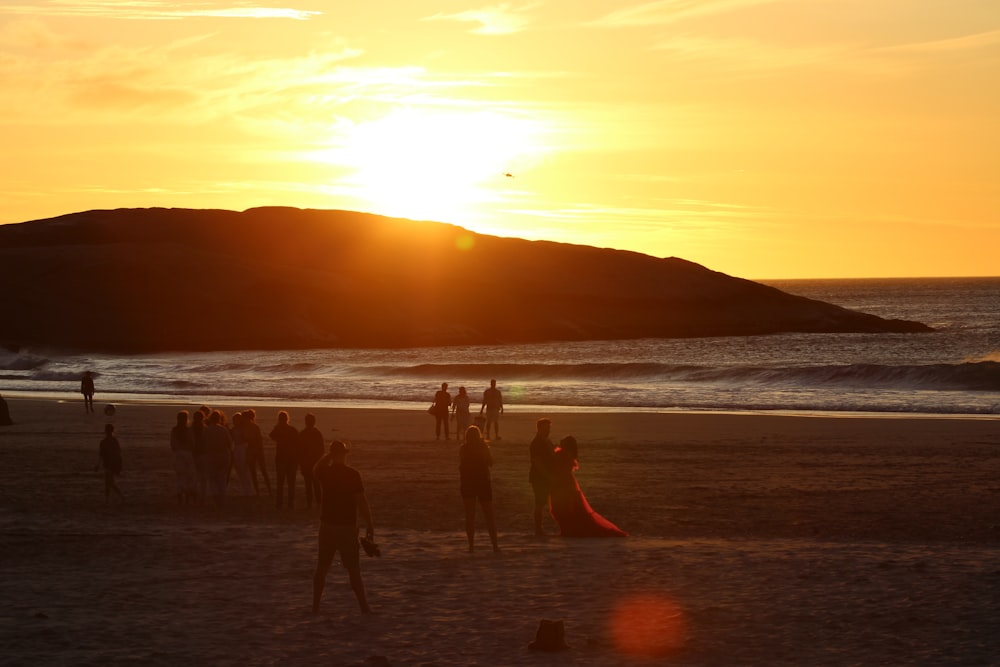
(1, 1, 997, 279)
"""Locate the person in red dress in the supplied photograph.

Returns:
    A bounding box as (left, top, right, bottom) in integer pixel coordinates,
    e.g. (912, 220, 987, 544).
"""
(548, 436, 627, 537)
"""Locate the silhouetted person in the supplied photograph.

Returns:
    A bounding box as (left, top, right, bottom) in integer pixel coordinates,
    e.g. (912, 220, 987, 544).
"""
(313, 440, 374, 614)
(460, 425, 500, 552)
(97, 423, 123, 504)
(452, 386, 471, 441)
(230, 412, 253, 497)
(433, 382, 452, 440)
(81, 371, 96, 413)
(203, 410, 233, 507)
(480, 379, 504, 440)
(0, 393, 12, 426)
(242, 408, 271, 496)
(529, 418, 555, 536)
(170, 410, 198, 505)
(298, 413, 325, 510)
(270, 410, 300, 510)
(548, 436, 627, 537)
(191, 409, 208, 504)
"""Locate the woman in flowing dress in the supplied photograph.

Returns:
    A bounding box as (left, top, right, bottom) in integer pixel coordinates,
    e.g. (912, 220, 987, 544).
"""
(548, 436, 627, 537)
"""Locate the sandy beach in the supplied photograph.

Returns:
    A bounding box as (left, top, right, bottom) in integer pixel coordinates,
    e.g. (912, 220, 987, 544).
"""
(1, 397, 998, 666)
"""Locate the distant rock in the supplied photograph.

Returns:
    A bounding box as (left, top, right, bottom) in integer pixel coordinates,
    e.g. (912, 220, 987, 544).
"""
(0, 207, 931, 353)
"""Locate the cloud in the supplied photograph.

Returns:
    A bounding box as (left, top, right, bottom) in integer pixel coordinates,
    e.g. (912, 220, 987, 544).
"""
(873, 29, 1000, 54)
(503, 198, 763, 232)
(651, 33, 851, 73)
(0, 1, 321, 20)
(588, 0, 786, 28)
(423, 3, 539, 35)
(0, 18, 91, 49)
(0, 31, 363, 122)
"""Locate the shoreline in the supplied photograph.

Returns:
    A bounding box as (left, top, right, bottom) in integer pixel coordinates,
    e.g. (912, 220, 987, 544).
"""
(4, 391, 999, 421)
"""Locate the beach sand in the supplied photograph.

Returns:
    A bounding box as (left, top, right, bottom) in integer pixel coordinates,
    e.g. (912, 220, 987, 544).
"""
(1, 398, 998, 666)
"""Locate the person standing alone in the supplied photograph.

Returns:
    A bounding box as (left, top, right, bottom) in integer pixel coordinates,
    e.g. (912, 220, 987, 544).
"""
(480, 379, 504, 440)
(81, 371, 96, 414)
(97, 422, 123, 504)
(312, 440, 374, 614)
(460, 425, 500, 552)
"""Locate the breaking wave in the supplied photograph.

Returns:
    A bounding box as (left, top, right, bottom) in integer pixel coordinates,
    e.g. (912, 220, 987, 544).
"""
(371, 361, 1000, 392)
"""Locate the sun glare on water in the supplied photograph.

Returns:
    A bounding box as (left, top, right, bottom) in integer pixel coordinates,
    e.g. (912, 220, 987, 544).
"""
(332, 107, 540, 223)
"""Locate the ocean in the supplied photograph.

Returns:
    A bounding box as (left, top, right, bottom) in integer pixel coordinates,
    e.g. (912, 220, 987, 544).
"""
(2, 277, 998, 416)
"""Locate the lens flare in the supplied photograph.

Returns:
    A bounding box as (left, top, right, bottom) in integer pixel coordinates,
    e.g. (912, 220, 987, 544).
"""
(609, 594, 686, 657)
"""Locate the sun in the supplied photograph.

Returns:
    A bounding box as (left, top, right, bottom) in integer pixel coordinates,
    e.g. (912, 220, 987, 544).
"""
(333, 107, 541, 223)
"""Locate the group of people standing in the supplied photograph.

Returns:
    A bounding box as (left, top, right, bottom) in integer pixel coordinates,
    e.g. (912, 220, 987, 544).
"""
(431, 379, 504, 441)
(91, 386, 622, 616)
(164, 406, 375, 613)
(168, 406, 325, 509)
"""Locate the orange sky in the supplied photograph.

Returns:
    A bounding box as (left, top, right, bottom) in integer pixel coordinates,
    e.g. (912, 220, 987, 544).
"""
(1, 1, 997, 279)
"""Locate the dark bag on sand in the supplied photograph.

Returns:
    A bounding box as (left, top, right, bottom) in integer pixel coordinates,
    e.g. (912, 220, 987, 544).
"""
(427, 404, 436, 415)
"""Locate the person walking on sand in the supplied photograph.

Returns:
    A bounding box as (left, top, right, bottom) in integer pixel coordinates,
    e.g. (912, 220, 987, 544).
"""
(242, 408, 271, 497)
(460, 425, 500, 552)
(480, 379, 504, 440)
(170, 410, 198, 505)
(298, 413, 325, 511)
(81, 371, 96, 414)
(270, 410, 300, 510)
(452, 386, 471, 440)
(432, 382, 452, 440)
(312, 440, 374, 614)
(97, 423, 123, 504)
(529, 418, 556, 536)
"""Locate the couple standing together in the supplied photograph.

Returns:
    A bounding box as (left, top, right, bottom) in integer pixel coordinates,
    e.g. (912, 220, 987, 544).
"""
(529, 418, 627, 538)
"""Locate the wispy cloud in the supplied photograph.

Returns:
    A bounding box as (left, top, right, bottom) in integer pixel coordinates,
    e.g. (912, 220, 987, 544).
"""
(487, 198, 771, 256)
(874, 29, 1000, 54)
(652, 34, 852, 73)
(423, 3, 539, 35)
(0, 33, 362, 122)
(0, 1, 321, 20)
(0, 17, 91, 49)
(589, 0, 785, 28)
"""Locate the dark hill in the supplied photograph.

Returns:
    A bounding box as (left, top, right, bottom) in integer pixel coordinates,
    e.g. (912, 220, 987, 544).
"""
(0, 207, 931, 353)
